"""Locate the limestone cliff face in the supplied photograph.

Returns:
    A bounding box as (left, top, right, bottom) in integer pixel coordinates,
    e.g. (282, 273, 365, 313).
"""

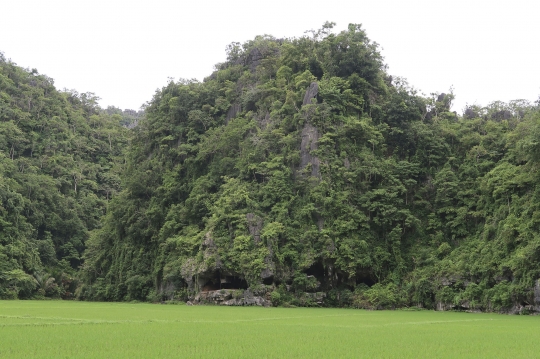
(299, 82, 320, 178)
(226, 103, 241, 124)
(246, 213, 263, 243)
(302, 82, 319, 106)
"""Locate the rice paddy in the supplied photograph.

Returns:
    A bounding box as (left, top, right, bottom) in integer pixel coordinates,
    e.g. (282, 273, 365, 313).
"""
(1, 300, 539, 358)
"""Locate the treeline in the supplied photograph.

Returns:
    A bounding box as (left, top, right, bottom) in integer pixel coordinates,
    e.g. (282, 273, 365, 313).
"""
(0, 52, 129, 299)
(3, 24, 540, 312)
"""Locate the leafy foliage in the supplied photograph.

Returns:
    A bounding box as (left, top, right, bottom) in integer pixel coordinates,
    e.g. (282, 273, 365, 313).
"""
(0, 54, 129, 298)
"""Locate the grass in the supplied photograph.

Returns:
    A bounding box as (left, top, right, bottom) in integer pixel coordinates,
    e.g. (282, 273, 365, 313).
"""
(1, 301, 539, 358)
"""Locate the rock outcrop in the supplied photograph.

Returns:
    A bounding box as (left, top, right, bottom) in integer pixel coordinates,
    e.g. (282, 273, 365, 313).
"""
(246, 213, 263, 244)
(192, 289, 270, 307)
(247, 48, 263, 72)
(303, 82, 319, 106)
(226, 103, 241, 124)
(491, 110, 512, 121)
(464, 107, 479, 119)
(299, 82, 320, 178)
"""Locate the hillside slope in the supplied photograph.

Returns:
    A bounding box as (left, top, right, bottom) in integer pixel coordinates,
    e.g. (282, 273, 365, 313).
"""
(82, 24, 540, 312)
(0, 53, 129, 298)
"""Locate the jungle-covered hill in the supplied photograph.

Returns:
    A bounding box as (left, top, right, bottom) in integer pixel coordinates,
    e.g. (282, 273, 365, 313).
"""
(3, 23, 540, 312)
(0, 52, 130, 298)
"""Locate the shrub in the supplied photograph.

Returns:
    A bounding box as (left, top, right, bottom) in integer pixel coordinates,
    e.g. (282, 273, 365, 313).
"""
(270, 291, 281, 306)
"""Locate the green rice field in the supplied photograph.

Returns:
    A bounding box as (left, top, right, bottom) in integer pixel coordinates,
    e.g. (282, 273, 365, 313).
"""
(1, 301, 539, 358)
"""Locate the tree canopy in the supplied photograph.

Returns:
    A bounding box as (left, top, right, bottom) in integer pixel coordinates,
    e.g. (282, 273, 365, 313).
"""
(0, 53, 129, 299)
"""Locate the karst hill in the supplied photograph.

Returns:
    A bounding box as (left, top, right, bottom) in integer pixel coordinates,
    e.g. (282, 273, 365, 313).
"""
(2, 23, 540, 312)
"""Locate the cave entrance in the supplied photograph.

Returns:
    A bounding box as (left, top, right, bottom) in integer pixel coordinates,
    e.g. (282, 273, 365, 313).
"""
(305, 261, 325, 279)
(201, 282, 219, 292)
(356, 275, 376, 287)
(201, 280, 220, 292)
(201, 272, 249, 291)
(219, 275, 248, 290)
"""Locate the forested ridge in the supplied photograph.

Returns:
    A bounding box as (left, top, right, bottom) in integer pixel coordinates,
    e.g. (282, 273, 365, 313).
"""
(0, 52, 130, 298)
(3, 24, 540, 312)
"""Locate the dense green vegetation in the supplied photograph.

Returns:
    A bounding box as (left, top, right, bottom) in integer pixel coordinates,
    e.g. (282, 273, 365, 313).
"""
(2, 23, 540, 312)
(0, 52, 129, 299)
(2, 301, 540, 358)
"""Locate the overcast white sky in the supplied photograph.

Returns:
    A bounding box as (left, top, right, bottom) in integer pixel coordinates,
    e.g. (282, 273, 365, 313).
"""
(2, 0, 539, 113)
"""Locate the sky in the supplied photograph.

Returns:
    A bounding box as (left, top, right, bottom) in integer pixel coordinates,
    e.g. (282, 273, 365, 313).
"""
(1, 0, 539, 113)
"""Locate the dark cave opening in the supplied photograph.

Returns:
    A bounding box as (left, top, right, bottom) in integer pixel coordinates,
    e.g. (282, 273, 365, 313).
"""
(201, 271, 248, 291)
(219, 275, 248, 290)
(356, 276, 376, 287)
(305, 261, 325, 280)
(201, 281, 220, 292)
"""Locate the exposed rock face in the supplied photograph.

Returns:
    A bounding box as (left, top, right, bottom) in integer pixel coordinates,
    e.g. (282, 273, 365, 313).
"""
(247, 48, 263, 72)
(491, 110, 512, 121)
(233, 47, 265, 72)
(303, 82, 319, 105)
(193, 289, 233, 304)
(299, 82, 320, 178)
(226, 103, 241, 124)
(246, 213, 263, 244)
(464, 107, 479, 119)
(237, 289, 270, 306)
(192, 289, 270, 307)
(261, 256, 275, 280)
(437, 93, 446, 102)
